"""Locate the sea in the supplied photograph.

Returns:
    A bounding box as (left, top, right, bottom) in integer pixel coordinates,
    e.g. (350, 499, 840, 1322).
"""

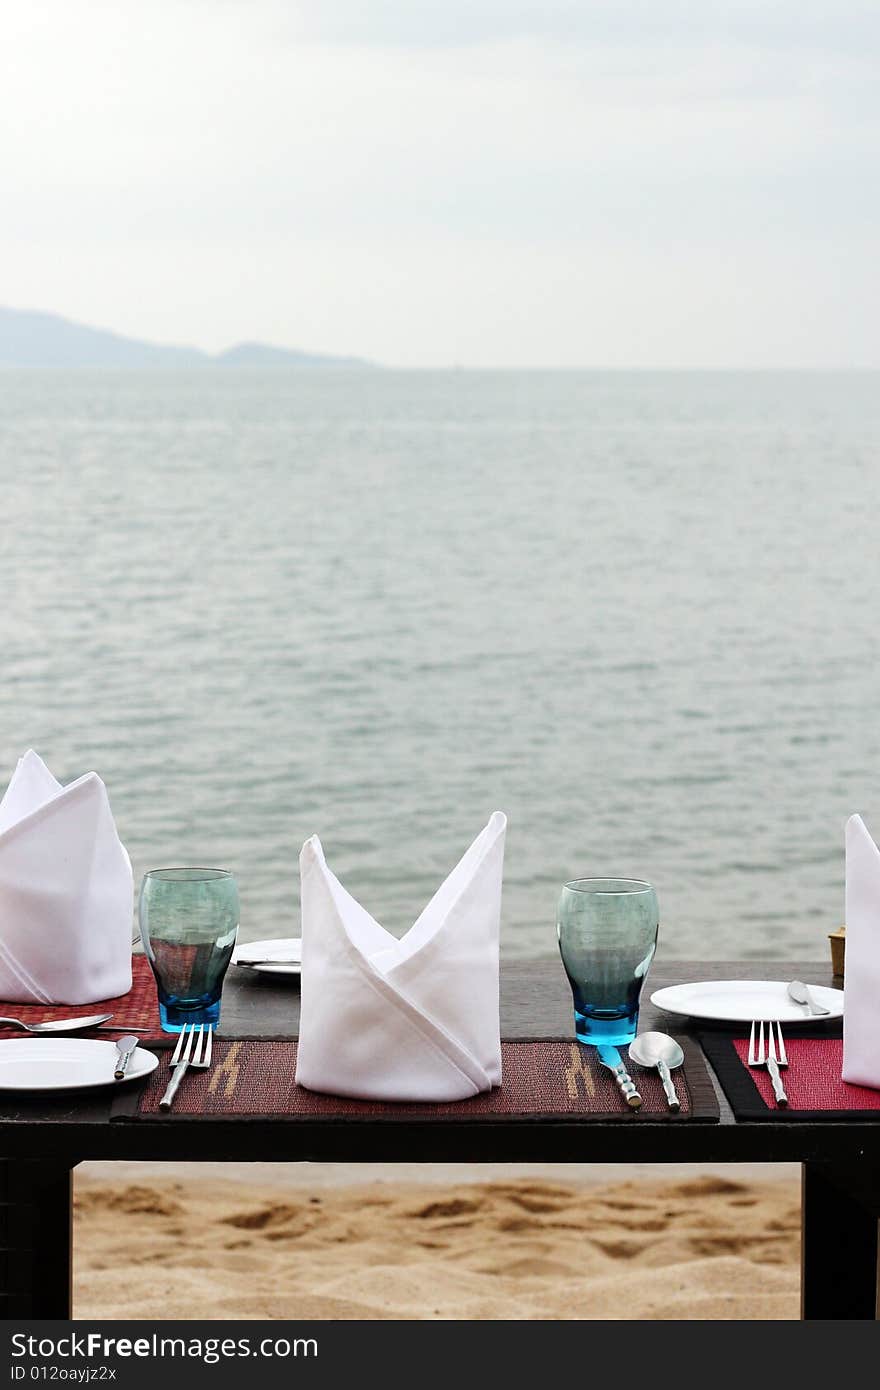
(1, 368, 878, 961)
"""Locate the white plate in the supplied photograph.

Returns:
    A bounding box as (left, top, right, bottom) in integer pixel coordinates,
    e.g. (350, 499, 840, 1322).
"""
(650, 980, 843, 1023)
(232, 937, 302, 978)
(0, 1038, 159, 1092)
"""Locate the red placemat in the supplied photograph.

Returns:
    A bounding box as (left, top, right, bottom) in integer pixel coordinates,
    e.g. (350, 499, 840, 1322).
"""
(700, 1028, 880, 1120)
(732, 1036, 880, 1112)
(113, 1036, 718, 1122)
(0, 955, 163, 1040)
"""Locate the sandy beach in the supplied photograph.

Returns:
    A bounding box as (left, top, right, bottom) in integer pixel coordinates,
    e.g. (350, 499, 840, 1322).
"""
(74, 1162, 801, 1320)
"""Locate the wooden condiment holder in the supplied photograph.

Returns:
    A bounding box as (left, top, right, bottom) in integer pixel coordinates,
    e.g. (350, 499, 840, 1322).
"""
(829, 926, 845, 980)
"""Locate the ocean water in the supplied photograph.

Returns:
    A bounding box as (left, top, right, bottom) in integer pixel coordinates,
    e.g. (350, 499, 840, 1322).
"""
(1, 369, 878, 962)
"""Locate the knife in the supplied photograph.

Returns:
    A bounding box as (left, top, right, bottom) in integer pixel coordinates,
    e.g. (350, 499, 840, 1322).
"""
(597, 1045, 643, 1109)
(114, 1035, 139, 1080)
(787, 980, 831, 1016)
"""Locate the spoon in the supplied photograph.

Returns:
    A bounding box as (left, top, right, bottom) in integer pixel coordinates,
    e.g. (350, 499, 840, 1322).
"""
(787, 980, 831, 1017)
(628, 1031, 684, 1111)
(0, 1012, 114, 1035)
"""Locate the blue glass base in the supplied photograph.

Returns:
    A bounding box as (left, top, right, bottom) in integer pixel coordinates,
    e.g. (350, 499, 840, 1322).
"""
(574, 1008, 637, 1048)
(159, 998, 221, 1033)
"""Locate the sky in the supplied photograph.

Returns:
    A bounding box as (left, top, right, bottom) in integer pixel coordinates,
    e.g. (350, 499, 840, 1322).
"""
(2, 1, 878, 368)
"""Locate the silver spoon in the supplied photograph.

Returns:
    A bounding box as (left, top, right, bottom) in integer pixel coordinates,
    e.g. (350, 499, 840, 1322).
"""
(787, 980, 831, 1017)
(0, 1012, 114, 1035)
(628, 1031, 684, 1111)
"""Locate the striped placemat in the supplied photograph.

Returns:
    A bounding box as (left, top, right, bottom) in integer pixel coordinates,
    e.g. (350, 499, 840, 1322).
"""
(113, 1036, 718, 1122)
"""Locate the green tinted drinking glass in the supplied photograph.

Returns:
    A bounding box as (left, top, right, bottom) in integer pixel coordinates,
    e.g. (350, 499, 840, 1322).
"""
(557, 878, 659, 1047)
(139, 868, 239, 1032)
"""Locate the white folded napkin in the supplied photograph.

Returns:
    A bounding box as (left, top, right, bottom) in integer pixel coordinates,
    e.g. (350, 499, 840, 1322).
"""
(843, 814, 880, 1088)
(0, 750, 133, 1004)
(296, 811, 507, 1101)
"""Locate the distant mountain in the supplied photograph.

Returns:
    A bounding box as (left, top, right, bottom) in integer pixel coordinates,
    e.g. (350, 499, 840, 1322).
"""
(214, 341, 367, 368)
(0, 307, 373, 369)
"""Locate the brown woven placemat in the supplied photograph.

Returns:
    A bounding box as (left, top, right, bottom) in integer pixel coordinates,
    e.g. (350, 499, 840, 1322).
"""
(0, 955, 164, 1039)
(113, 1036, 718, 1122)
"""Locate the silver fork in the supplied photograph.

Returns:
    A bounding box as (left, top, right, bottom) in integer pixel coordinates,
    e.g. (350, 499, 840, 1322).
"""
(748, 1020, 788, 1108)
(159, 1023, 213, 1112)
(773, 1020, 788, 1077)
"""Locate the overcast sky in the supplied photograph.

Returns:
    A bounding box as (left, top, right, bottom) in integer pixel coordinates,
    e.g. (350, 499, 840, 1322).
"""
(2, 2, 878, 367)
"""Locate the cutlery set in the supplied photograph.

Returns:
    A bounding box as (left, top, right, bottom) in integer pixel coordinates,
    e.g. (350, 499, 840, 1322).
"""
(0, 977, 831, 1107)
(596, 1031, 686, 1113)
(739, 979, 829, 1109)
(595, 978, 828, 1113)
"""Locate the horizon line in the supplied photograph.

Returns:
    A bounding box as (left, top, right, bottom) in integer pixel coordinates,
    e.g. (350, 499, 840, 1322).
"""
(2, 306, 878, 373)
(1, 363, 879, 373)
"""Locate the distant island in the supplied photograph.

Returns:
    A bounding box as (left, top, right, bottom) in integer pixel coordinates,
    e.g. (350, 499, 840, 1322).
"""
(0, 307, 374, 369)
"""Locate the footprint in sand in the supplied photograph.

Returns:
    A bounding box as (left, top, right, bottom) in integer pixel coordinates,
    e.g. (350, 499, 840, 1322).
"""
(507, 1193, 569, 1215)
(221, 1202, 306, 1233)
(602, 1197, 663, 1213)
(76, 1185, 182, 1218)
(591, 1238, 645, 1259)
(496, 1215, 546, 1234)
(409, 1198, 481, 1221)
(670, 1177, 747, 1198)
(486, 1182, 573, 1202)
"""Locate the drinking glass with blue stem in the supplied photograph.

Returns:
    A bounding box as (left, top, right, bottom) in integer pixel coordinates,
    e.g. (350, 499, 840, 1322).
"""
(557, 878, 659, 1047)
(139, 868, 239, 1032)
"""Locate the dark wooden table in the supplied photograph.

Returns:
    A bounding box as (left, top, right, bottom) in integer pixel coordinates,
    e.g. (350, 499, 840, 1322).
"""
(1, 959, 877, 1320)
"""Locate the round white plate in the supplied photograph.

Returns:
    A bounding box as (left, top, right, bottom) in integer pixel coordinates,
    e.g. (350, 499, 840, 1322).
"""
(232, 937, 302, 978)
(650, 980, 843, 1023)
(0, 1038, 159, 1092)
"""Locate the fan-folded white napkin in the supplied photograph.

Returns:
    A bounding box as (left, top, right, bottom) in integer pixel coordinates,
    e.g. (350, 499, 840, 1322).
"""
(843, 814, 880, 1088)
(296, 811, 507, 1101)
(0, 750, 133, 1004)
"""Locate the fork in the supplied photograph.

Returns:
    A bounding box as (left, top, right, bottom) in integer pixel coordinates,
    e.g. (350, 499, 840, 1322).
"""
(748, 1020, 788, 1108)
(773, 1021, 789, 1074)
(159, 1023, 213, 1112)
